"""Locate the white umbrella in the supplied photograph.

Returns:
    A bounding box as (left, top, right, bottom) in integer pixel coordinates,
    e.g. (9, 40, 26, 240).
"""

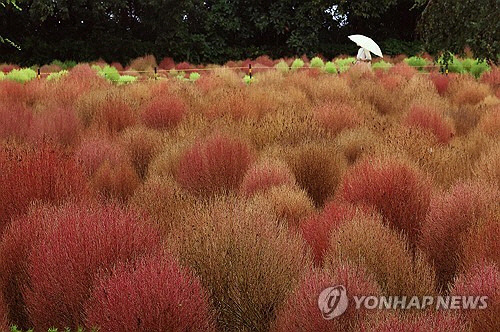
(348, 35, 383, 58)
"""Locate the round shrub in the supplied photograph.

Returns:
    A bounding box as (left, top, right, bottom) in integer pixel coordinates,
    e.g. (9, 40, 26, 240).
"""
(176, 133, 256, 196)
(171, 197, 311, 332)
(130, 175, 195, 235)
(272, 264, 380, 332)
(119, 127, 162, 179)
(275, 61, 290, 73)
(75, 135, 127, 176)
(430, 73, 450, 95)
(388, 63, 417, 80)
(23, 203, 163, 331)
(314, 101, 362, 136)
(300, 201, 357, 265)
(28, 106, 82, 147)
(324, 61, 337, 74)
(240, 158, 296, 196)
(462, 213, 500, 271)
(478, 106, 500, 137)
(419, 181, 499, 289)
(0, 293, 8, 332)
(404, 105, 454, 144)
(310, 57, 325, 69)
(250, 184, 315, 229)
(405, 56, 429, 71)
(451, 263, 499, 332)
(0, 102, 33, 140)
(291, 59, 305, 71)
(340, 157, 432, 249)
(324, 212, 436, 296)
(475, 142, 500, 188)
(96, 99, 137, 134)
(286, 143, 346, 207)
(0, 143, 88, 235)
(142, 95, 186, 129)
(91, 159, 141, 202)
(85, 254, 216, 332)
(361, 312, 466, 332)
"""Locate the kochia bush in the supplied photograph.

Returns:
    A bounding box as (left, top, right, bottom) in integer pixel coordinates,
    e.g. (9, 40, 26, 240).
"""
(141, 95, 186, 129)
(340, 157, 432, 249)
(176, 133, 256, 196)
(240, 158, 296, 196)
(404, 105, 454, 144)
(272, 265, 380, 332)
(24, 203, 163, 331)
(85, 255, 216, 332)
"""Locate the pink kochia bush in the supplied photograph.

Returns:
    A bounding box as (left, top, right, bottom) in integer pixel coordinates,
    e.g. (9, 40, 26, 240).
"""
(0, 293, 8, 331)
(404, 105, 454, 144)
(22, 203, 163, 331)
(176, 133, 256, 196)
(272, 264, 380, 332)
(340, 158, 431, 249)
(419, 181, 499, 289)
(141, 95, 187, 129)
(240, 159, 296, 196)
(0, 102, 33, 140)
(0, 143, 88, 235)
(360, 312, 466, 332)
(300, 201, 357, 265)
(451, 263, 500, 332)
(85, 255, 216, 332)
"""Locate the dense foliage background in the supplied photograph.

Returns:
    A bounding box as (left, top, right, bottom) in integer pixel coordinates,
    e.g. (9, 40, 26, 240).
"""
(0, 0, 424, 65)
(0, 0, 498, 67)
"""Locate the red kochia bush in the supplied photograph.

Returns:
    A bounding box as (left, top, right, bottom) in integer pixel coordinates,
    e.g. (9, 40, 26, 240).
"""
(74, 136, 127, 176)
(0, 293, 8, 331)
(141, 96, 186, 129)
(85, 255, 216, 332)
(340, 158, 431, 249)
(176, 133, 255, 196)
(361, 312, 466, 332)
(404, 105, 454, 144)
(451, 263, 499, 332)
(28, 106, 82, 146)
(24, 203, 163, 331)
(0, 80, 26, 104)
(314, 102, 362, 136)
(0, 144, 88, 235)
(300, 202, 357, 265)
(272, 264, 380, 332)
(430, 73, 450, 95)
(419, 181, 499, 289)
(240, 159, 296, 196)
(0, 102, 33, 140)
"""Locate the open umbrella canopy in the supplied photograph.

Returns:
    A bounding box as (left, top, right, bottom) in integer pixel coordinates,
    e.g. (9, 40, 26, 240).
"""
(348, 35, 383, 57)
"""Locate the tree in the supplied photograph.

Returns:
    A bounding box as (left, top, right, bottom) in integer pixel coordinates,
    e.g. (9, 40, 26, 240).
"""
(416, 0, 499, 62)
(0, 0, 21, 49)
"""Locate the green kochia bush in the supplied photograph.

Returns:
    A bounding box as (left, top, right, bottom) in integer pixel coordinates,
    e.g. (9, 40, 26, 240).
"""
(189, 72, 201, 81)
(5, 68, 37, 83)
(335, 57, 355, 73)
(372, 60, 393, 71)
(275, 61, 289, 73)
(324, 61, 337, 74)
(51, 60, 77, 70)
(291, 59, 305, 71)
(46, 70, 69, 81)
(470, 60, 490, 78)
(117, 75, 137, 85)
(405, 56, 428, 70)
(310, 57, 324, 69)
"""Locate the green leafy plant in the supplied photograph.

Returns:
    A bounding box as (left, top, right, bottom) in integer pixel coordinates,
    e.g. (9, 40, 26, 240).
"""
(51, 60, 77, 70)
(470, 60, 490, 78)
(243, 75, 255, 85)
(404, 56, 429, 70)
(189, 72, 201, 81)
(461, 58, 475, 72)
(335, 57, 355, 73)
(46, 70, 69, 81)
(324, 61, 337, 74)
(5, 68, 36, 83)
(275, 61, 289, 73)
(291, 59, 305, 71)
(310, 57, 324, 69)
(117, 75, 137, 84)
(372, 60, 393, 71)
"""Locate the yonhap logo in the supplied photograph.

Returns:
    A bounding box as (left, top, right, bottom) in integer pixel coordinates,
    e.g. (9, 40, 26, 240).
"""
(317, 285, 349, 319)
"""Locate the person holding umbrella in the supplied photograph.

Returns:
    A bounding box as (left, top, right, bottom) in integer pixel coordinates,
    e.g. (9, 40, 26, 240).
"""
(348, 35, 383, 65)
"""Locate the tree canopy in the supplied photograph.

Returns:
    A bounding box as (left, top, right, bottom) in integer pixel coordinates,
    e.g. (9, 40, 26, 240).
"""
(0, 0, 497, 65)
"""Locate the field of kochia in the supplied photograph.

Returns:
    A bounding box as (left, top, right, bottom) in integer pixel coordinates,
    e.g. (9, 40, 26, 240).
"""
(0, 54, 499, 332)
